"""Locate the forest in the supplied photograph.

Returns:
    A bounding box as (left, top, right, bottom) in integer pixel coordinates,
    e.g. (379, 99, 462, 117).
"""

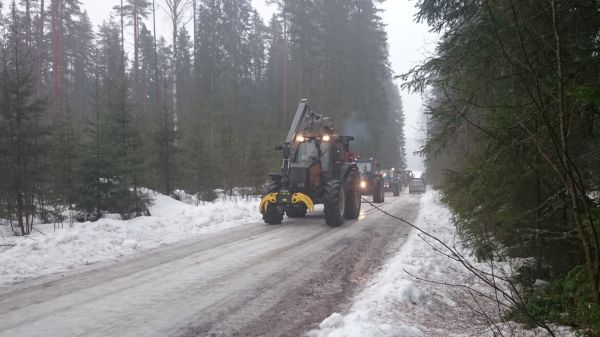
(0, 0, 406, 235)
(410, 0, 600, 334)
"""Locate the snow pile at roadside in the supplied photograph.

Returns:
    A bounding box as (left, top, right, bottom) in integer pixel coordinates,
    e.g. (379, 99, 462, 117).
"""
(0, 192, 259, 286)
(309, 190, 574, 337)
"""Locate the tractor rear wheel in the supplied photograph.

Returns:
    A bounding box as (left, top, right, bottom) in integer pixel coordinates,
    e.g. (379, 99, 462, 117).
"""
(393, 183, 400, 197)
(263, 203, 283, 224)
(373, 178, 384, 203)
(286, 204, 307, 218)
(344, 173, 361, 219)
(261, 178, 279, 195)
(261, 177, 282, 224)
(324, 180, 345, 227)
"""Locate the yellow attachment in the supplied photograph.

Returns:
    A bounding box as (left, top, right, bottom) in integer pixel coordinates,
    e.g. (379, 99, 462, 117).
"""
(259, 192, 315, 213)
(260, 193, 277, 213)
(292, 193, 315, 212)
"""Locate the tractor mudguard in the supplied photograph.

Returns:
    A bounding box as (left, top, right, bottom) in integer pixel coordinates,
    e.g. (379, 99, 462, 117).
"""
(260, 193, 278, 213)
(292, 193, 315, 212)
(338, 163, 359, 186)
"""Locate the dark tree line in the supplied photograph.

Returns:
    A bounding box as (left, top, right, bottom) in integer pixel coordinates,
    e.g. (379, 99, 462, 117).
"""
(406, 0, 600, 333)
(0, 0, 406, 234)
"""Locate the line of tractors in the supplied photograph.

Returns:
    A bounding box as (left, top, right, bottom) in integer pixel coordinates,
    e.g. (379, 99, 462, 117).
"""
(259, 99, 415, 227)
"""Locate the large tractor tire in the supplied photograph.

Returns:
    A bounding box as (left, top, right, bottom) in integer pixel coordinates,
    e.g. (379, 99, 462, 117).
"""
(261, 177, 279, 195)
(372, 178, 382, 203)
(263, 203, 283, 224)
(344, 172, 361, 220)
(393, 183, 400, 197)
(286, 204, 307, 218)
(324, 180, 345, 227)
(261, 177, 283, 225)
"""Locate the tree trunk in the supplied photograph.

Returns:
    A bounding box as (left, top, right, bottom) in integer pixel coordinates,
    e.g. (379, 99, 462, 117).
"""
(153, 0, 159, 105)
(25, 0, 31, 49)
(192, 0, 197, 59)
(282, 8, 288, 129)
(37, 0, 45, 95)
(550, 0, 599, 302)
(51, 0, 63, 116)
(172, 17, 178, 134)
(120, 0, 125, 77)
(134, 0, 140, 110)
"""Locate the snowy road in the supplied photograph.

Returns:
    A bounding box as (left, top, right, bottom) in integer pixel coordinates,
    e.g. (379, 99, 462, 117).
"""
(0, 193, 421, 337)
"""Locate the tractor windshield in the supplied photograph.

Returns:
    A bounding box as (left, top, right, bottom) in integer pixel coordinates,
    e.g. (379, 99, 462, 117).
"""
(319, 142, 331, 172)
(357, 162, 372, 173)
(295, 141, 318, 162)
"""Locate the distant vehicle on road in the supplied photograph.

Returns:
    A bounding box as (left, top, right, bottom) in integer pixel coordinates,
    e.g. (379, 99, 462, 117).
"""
(357, 159, 385, 203)
(382, 168, 400, 196)
(409, 178, 426, 194)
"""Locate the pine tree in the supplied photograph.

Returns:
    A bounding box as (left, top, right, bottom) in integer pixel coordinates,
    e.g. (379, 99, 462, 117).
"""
(152, 36, 177, 195)
(163, 0, 191, 134)
(0, 2, 46, 235)
(175, 27, 192, 125)
(69, 11, 95, 121)
(194, 0, 223, 190)
(122, 0, 151, 117)
(265, 14, 285, 133)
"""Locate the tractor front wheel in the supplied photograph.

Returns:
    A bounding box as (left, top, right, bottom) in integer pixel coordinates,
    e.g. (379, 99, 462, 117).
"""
(263, 203, 283, 224)
(261, 177, 283, 224)
(324, 180, 345, 227)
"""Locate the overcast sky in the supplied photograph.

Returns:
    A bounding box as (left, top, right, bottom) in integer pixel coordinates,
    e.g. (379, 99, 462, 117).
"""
(1, 0, 436, 170)
(381, 1, 437, 170)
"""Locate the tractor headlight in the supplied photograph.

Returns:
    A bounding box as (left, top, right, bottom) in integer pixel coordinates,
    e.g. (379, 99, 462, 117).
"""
(322, 134, 331, 142)
(296, 134, 305, 142)
(360, 181, 367, 189)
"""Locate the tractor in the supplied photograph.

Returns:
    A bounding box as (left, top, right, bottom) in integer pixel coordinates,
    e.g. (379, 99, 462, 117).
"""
(382, 168, 401, 197)
(259, 99, 361, 227)
(356, 159, 385, 203)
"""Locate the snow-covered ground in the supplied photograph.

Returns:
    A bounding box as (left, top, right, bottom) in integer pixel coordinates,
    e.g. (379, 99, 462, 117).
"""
(0, 192, 258, 286)
(309, 190, 574, 337)
(0, 189, 577, 336)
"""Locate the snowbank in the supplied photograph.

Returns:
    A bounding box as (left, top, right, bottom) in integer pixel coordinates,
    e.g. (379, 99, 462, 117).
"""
(309, 191, 574, 337)
(0, 192, 259, 286)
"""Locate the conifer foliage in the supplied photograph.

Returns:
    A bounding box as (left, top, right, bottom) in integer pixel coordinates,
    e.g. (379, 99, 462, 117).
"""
(408, 0, 600, 331)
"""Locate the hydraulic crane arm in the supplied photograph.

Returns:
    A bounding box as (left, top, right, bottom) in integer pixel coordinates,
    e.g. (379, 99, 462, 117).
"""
(285, 99, 310, 146)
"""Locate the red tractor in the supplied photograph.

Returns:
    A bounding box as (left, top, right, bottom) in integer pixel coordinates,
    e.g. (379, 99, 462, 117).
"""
(260, 100, 361, 227)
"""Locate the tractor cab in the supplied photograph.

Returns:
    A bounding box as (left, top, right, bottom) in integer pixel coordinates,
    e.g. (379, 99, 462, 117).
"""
(289, 132, 354, 199)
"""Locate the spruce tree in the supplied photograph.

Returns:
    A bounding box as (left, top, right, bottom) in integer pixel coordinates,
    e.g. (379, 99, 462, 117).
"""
(76, 20, 149, 220)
